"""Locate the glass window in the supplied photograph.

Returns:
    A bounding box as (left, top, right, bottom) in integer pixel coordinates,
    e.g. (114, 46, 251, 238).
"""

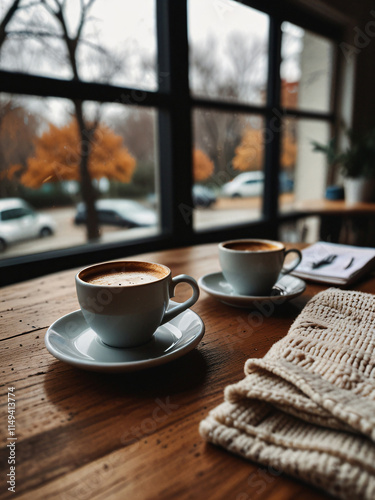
(279, 118, 331, 212)
(2, 208, 26, 220)
(188, 0, 269, 105)
(280, 22, 335, 113)
(0, 93, 159, 260)
(0, 0, 157, 90)
(279, 118, 332, 243)
(192, 109, 265, 231)
(0, 1, 340, 281)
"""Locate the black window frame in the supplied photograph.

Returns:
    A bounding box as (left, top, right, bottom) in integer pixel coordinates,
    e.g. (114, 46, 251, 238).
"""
(0, 0, 344, 285)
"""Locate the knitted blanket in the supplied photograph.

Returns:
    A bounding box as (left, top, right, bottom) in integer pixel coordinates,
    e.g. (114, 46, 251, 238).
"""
(199, 288, 375, 499)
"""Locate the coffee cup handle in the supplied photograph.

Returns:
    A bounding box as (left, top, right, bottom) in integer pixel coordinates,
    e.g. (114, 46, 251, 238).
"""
(161, 274, 200, 325)
(281, 249, 302, 275)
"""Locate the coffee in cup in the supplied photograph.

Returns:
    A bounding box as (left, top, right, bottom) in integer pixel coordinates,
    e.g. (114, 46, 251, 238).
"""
(224, 241, 280, 252)
(218, 239, 302, 296)
(76, 261, 200, 348)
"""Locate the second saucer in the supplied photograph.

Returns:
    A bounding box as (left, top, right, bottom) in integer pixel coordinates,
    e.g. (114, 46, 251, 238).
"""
(198, 272, 306, 309)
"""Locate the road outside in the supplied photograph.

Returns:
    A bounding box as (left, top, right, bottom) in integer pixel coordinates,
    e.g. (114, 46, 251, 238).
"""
(0, 194, 295, 260)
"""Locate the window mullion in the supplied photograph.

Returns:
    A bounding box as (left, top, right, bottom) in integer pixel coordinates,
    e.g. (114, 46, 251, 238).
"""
(262, 16, 282, 235)
(156, 0, 193, 245)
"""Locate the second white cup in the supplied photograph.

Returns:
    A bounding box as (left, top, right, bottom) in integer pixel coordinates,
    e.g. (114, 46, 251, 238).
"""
(219, 239, 302, 296)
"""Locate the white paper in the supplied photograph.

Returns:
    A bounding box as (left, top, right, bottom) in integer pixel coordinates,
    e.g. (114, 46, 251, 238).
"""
(292, 242, 375, 284)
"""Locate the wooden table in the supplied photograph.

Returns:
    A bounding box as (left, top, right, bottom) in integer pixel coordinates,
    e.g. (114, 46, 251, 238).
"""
(2, 243, 375, 500)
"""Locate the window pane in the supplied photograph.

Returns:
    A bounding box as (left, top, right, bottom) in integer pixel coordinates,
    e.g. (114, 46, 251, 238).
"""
(0, 94, 159, 260)
(0, 0, 157, 90)
(188, 0, 269, 105)
(281, 22, 334, 113)
(279, 118, 330, 241)
(192, 109, 265, 231)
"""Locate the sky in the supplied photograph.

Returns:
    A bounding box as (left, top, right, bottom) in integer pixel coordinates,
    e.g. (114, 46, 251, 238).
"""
(0, 0, 303, 127)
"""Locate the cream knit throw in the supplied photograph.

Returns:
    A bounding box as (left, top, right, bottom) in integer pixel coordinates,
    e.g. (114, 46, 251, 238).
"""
(200, 288, 375, 499)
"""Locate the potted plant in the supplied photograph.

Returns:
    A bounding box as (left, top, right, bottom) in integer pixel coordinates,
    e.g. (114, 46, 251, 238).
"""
(312, 127, 375, 204)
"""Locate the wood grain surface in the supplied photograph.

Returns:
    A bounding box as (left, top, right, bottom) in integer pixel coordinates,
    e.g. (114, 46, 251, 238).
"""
(1, 243, 374, 500)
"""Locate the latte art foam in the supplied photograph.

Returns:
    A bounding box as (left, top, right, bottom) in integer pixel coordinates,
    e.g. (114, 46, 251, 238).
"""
(86, 271, 159, 286)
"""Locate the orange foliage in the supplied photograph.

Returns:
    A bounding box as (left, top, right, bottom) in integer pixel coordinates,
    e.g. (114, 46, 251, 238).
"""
(17, 119, 136, 188)
(281, 81, 299, 108)
(232, 126, 297, 172)
(281, 130, 297, 170)
(0, 102, 39, 180)
(193, 149, 214, 182)
(232, 128, 263, 171)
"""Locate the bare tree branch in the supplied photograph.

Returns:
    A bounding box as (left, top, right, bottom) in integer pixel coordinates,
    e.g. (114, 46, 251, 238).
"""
(18, 2, 41, 10)
(0, 0, 22, 49)
(6, 29, 63, 39)
(1, 0, 111, 241)
(40, 0, 58, 17)
(76, 0, 95, 41)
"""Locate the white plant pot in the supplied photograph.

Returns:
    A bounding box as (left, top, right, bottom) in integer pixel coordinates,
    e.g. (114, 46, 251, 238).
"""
(344, 177, 375, 204)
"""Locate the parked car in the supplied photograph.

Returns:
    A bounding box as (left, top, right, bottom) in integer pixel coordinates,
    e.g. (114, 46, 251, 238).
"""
(192, 185, 217, 208)
(74, 199, 157, 228)
(0, 198, 56, 252)
(222, 171, 264, 198)
(222, 171, 294, 198)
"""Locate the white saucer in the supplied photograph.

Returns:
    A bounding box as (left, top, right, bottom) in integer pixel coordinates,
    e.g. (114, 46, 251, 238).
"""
(45, 301, 205, 372)
(198, 272, 306, 309)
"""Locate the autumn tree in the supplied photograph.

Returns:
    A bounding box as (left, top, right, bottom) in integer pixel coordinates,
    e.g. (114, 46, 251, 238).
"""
(45, 0, 101, 241)
(191, 34, 267, 178)
(0, 0, 126, 241)
(15, 119, 136, 191)
(0, 0, 23, 50)
(232, 126, 297, 172)
(280, 128, 297, 171)
(193, 149, 214, 183)
(0, 99, 40, 197)
(111, 108, 156, 198)
(232, 128, 263, 172)
(113, 109, 155, 165)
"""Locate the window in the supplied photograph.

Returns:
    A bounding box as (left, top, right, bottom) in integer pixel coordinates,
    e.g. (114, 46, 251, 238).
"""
(278, 22, 336, 243)
(191, 110, 266, 231)
(0, 0, 157, 90)
(0, 1, 343, 284)
(280, 22, 335, 113)
(2, 208, 29, 221)
(188, 0, 269, 106)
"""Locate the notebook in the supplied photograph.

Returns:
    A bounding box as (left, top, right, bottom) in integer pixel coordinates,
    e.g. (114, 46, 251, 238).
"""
(291, 241, 375, 285)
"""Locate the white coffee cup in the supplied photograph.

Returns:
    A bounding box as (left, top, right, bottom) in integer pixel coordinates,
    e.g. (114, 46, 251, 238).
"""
(218, 239, 302, 296)
(75, 260, 200, 348)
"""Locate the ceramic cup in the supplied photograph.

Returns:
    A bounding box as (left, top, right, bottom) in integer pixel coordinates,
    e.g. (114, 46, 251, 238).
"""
(218, 239, 302, 296)
(75, 260, 200, 348)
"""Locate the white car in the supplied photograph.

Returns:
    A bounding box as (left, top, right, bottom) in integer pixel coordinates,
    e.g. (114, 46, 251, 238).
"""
(222, 171, 294, 198)
(0, 198, 56, 252)
(222, 171, 264, 198)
